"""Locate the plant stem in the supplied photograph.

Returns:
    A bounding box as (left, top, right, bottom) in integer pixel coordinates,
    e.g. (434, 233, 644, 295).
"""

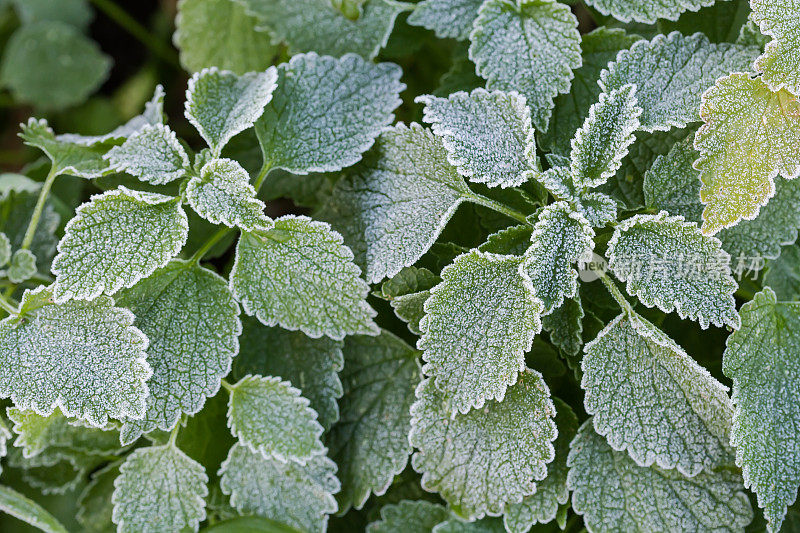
(220, 379, 233, 392)
(189, 227, 232, 264)
(252, 161, 273, 193)
(88, 0, 180, 68)
(467, 192, 530, 225)
(20, 166, 59, 251)
(0, 293, 17, 316)
(599, 270, 634, 315)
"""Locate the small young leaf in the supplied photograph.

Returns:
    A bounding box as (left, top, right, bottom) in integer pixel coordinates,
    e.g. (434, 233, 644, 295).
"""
(390, 291, 430, 335)
(542, 295, 584, 357)
(230, 215, 378, 340)
(607, 212, 739, 329)
(724, 288, 800, 531)
(52, 186, 188, 302)
(0, 286, 151, 428)
(417, 89, 536, 188)
(326, 331, 420, 511)
(409, 371, 556, 520)
(575, 191, 618, 227)
(113, 443, 208, 533)
(567, 421, 753, 532)
(227, 375, 325, 464)
(407, 0, 484, 40)
(367, 500, 448, 533)
(114, 260, 241, 444)
(255, 52, 403, 175)
(6, 407, 120, 458)
(600, 32, 760, 132)
(751, 0, 800, 96)
(584, 0, 715, 23)
(0, 485, 68, 533)
(469, 0, 581, 131)
(104, 124, 190, 185)
(570, 84, 641, 190)
(521, 202, 594, 314)
(19, 118, 112, 179)
(319, 123, 472, 284)
(583, 312, 735, 476)
(694, 73, 800, 234)
(7, 249, 36, 284)
(186, 158, 268, 231)
(420, 251, 543, 414)
(185, 67, 278, 155)
(219, 443, 339, 533)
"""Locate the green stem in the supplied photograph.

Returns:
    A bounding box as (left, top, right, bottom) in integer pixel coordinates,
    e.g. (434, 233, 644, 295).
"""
(20, 166, 59, 251)
(189, 227, 232, 264)
(252, 162, 273, 193)
(168, 421, 181, 447)
(599, 270, 634, 315)
(0, 293, 17, 316)
(220, 379, 233, 392)
(467, 193, 530, 225)
(88, 0, 180, 68)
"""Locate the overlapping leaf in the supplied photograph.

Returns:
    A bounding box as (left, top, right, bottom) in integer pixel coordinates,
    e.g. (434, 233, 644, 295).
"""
(407, 0, 484, 40)
(367, 500, 448, 533)
(584, 0, 716, 23)
(6, 408, 120, 458)
(751, 0, 800, 96)
(104, 124, 190, 185)
(19, 118, 112, 179)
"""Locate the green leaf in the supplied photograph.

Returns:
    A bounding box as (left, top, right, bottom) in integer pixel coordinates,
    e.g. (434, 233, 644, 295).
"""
(643, 136, 704, 223)
(0, 233, 10, 267)
(420, 251, 543, 414)
(255, 52, 403, 175)
(230, 215, 378, 340)
(174, 0, 279, 74)
(521, 202, 594, 314)
(114, 259, 241, 444)
(52, 186, 188, 302)
(186, 158, 268, 231)
(113, 443, 208, 533)
(542, 295, 584, 357)
(0, 286, 150, 428)
(19, 118, 112, 178)
(407, 0, 483, 40)
(10, 0, 93, 30)
(104, 124, 190, 185)
(569, 421, 752, 531)
(764, 245, 800, 301)
(227, 375, 325, 464)
(185, 67, 278, 155)
(570, 84, 641, 190)
(583, 312, 735, 476)
(751, 0, 800, 96)
(203, 516, 302, 533)
(219, 443, 339, 533)
(600, 32, 760, 132)
(319, 123, 471, 284)
(409, 371, 556, 520)
(235, 0, 407, 59)
(6, 407, 120, 458)
(76, 462, 118, 533)
(504, 399, 577, 531)
(7, 249, 36, 284)
(575, 190, 618, 227)
(327, 330, 420, 511)
(694, 73, 800, 234)
(0, 485, 69, 533)
(607, 212, 739, 329)
(390, 291, 430, 335)
(724, 288, 800, 531)
(367, 500, 448, 533)
(0, 21, 110, 109)
(469, 0, 580, 131)
(584, 0, 715, 23)
(433, 518, 505, 532)
(478, 224, 533, 255)
(231, 317, 343, 431)
(417, 89, 536, 189)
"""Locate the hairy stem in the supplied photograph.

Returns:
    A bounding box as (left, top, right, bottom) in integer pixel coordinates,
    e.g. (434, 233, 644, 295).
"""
(189, 227, 232, 264)
(252, 161, 274, 193)
(599, 270, 634, 315)
(0, 293, 18, 315)
(467, 192, 530, 225)
(21, 166, 59, 251)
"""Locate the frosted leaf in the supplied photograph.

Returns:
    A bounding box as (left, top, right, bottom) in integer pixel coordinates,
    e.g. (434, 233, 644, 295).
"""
(231, 316, 343, 431)
(419, 251, 543, 414)
(567, 421, 753, 532)
(763, 246, 800, 301)
(7, 249, 36, 284)
(521, 202, 594, 314)
(433, 518, 505, 532)
(417, 89, 536, 189)
(19, 118, 112, 179)
(184, 67, 277, 155)
(235, 0, 406, 59)
(114, 260, 241, 444)
(112, 443, 208, 533)
(255, 53, 403, 174)
(319, 123, 471, 284)
(186, 158, 268, 231)
(478, 225, 533, 255)
(724, 288, 800, 531)
(0, 286, 151, 428)
(6, 408, 120, 458)
(469, 0, 581, 131)
(582, 312, 735, 476)
(570, 84, 641, 190)
(504, 399, 577, 532)
(600, 32, 760, 132)
(407, 0, 484, 40)
(752, 0, 800, 96)
(643, 137, 704, 223)
(0, 233, 10, 266)
(380, 266, 439, 298)
(230, 215, 378, 340)
(367, 500, 448, 533)
(219, 443, 339, 532)
(104, 124, 190, 185)
(0, 417, 8, 473)
(10, 0, 93, 30)
(409, 371, 557, 520)
(607, 212, 739, 329)
(584, 0, 715, 23)
(575, 191, 618, 228)
(694, 73, 800, 234)
(542, 295, 583, 357)
(52, 186, 188, 302)
(532, 165, 576, 201)
(227, 375, 324, 464)
(174, 0, 279, 74)
(327, 330, 420, 511)
(390, 291, 429, 335)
